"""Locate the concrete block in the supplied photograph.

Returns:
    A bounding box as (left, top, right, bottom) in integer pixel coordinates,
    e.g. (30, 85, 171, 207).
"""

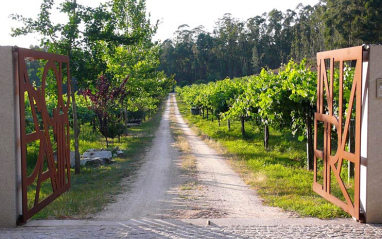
(0, 46, 19, 227)
(361, 45, 382, 223)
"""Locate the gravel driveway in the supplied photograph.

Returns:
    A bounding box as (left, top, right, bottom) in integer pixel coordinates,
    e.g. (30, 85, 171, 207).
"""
(95, 94, 290, 221)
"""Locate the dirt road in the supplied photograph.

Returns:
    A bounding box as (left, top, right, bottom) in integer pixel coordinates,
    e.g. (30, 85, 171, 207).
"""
(96, 94, 290, 221)
(6, 94, 375, 238)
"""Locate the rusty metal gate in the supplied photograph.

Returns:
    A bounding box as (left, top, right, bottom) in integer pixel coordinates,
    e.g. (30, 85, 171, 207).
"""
(15, 47, 71, 223)
(314, 46, 364, 220)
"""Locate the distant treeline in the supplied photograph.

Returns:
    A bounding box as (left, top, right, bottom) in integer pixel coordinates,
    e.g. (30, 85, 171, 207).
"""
(158, 0, 382, 86)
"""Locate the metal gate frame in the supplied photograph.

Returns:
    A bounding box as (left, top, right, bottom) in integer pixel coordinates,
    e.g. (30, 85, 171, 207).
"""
(314, 46, 364, 220)
(15, 47, 71, 223)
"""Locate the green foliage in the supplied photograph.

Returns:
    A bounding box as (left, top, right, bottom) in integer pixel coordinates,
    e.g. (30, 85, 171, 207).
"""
(278, 59, 316, 138)
(178, 59, 316, 140)
(72, 93, 95, 126)
(160, 1, 382, 86)
(82, 75, 130, 147)
(323, 0, 382, 47)
(103, 44, 175, 114)
(178, 59, 317, 165)
(12, 0, 176, 175)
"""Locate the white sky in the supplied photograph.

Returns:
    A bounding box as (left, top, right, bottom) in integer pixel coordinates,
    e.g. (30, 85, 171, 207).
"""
(1, 0, 319, 48)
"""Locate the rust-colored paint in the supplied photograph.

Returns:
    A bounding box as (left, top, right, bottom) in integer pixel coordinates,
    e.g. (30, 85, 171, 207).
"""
(16, 47, 71, 223)
(314, 46, 363, 221)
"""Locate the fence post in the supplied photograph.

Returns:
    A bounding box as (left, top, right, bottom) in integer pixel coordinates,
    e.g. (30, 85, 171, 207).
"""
(360, 45, 382, 223)
(0, 46, 21, 227)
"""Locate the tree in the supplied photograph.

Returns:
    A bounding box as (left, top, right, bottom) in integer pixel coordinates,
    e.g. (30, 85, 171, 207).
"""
(323, 0, 355, 48)
(352, 0, 382, 43)
(161, 0, 382, 88)
(12, 0, 83, 174)
(213, 14, 242, 78)
(321, 0, 382, 48)
(267, 9, 284, 66)
(82, 76, 129, 147)
(11, 0, 154, 173)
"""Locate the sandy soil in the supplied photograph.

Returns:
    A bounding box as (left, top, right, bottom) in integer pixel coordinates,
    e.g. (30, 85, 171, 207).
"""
(95, 94, 291, 221)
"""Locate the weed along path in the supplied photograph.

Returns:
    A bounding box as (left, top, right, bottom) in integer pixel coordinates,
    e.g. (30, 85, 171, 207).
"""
(96, 94, 290, 221)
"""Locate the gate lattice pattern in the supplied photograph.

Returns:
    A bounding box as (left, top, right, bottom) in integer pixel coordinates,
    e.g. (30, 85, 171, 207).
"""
(16, 47, 71, 223)
(314, 46, 363, 220)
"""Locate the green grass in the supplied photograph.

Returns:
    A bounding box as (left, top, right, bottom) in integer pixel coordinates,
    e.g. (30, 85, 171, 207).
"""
(176, 96, 350, 219)
(28, 105, 163, 220)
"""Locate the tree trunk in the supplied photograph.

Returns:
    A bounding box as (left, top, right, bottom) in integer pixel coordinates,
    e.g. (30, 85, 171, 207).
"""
(105, 136, 109, 148)
(92, 118, 96, 133)
(241, 116, 245, 137)
(306, 109, 314, 170)
(124, 108, 128, 135)
(202, 107, 205, 118)
(264, 124, 269, 150)
(227, 119, 231, 130)
(206, 108, 209, 120)
(124, 109, 128, 125)
(70, 0, 80, 174)
(70, 78, 81, 174)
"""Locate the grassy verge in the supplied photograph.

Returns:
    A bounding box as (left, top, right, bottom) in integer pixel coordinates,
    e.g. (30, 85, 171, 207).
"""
(175, 96, 349, 219)
(30, 105, 163, 220)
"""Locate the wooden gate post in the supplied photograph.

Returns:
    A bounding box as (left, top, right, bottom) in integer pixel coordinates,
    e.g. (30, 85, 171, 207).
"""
(360, 45, 382, 223)
(0, 46, 21, 227)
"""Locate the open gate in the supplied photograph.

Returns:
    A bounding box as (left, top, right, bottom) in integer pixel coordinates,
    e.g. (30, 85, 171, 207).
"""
(15, 47, 71, 223)
(314, 46, 364, 220)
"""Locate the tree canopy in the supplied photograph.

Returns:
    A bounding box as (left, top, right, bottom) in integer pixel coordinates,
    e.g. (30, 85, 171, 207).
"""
(160, 0, 382, 86)
(11, 0, 175, 173)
